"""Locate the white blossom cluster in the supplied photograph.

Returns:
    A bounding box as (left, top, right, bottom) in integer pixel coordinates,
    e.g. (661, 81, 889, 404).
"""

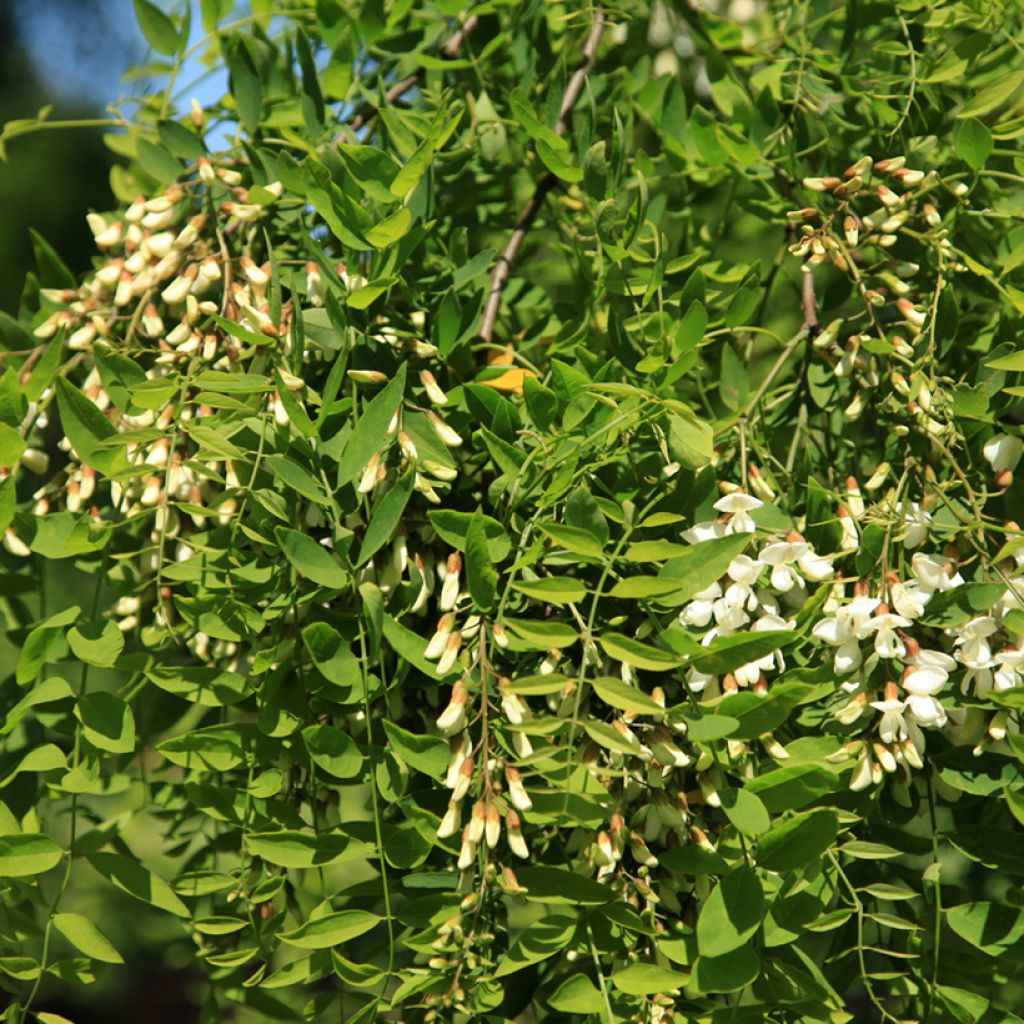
(675, 484, 1024, 792)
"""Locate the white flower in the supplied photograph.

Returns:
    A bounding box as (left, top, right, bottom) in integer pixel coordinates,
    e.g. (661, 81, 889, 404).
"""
(866, 612, 911, 659)
(994, 647, 1024, 691)
(727, 555, 764, 587)
(680, 581, 722, 628)
(734, 613, 794, 685)
(686, 668, 715, 694)
(759, 541, 807, 592)
(682, 520, 727, 544)
(895, 501, 931, 549)
(812, 596, 879, 674)
(984, 433, 1023, 473)
(890, 579, 930, 620)
(713, 492, 763, 534)
(871, 698, 908, 743)
(912, 553, 963, 592)
(953, 615, 998, 669)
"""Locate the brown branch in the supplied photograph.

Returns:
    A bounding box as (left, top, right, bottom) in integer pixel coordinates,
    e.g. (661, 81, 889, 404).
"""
(801, 265, 819, 331)
(338, 15, 480, 140)
(478, 10, 605, 346)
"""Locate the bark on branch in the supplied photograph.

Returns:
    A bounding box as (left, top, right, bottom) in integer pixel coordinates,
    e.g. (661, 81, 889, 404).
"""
(337, 15, 479, 140)
(478, 11, 605, 346)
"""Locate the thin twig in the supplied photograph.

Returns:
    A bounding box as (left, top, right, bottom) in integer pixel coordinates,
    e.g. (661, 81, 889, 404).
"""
(478, 10, 605, 345)
(338, 15, 480, 140)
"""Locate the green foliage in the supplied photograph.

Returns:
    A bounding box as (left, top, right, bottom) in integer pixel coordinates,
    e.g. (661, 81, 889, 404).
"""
(2, 1, 1024, 1022)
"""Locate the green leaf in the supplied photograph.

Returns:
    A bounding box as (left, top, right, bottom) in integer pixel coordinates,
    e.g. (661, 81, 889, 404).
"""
(301, 623, 360, 690)
(548, 973, 605, 1013)
(465, 511, 497, 611)
(494, 914, 577, 977)
(955, 119, 993, 170)
(336, 364, 407, 486)
(52, 913, 123, 964)
(358, 471, 414, 566)
(757, 809, 839, 871)
(536, 137, 583, 182)
(133, 0, 181, 55)
(540, 522, 606, 558)
(365, 207, 413, 248)
(244, 831, 369, 869)
(279, 910, 381, 949)
(693, 944, 760, 994)
(55, 377, 119, 474)
(511, 577, 586, 605)
(719, 788, 770, 837)
(746, 764, 839, 812)
(592, 676, 665, 715)
(658, 534, 751, 603)
(0, 834, 63, 877)
(950, 829, 1024, 875)
(503, 617, 578, 649)
(691, 631, 794, 675)
(75, 692, 135, 754)
(696, 866, 764, 957)
(514, 867, 612, 905)
(276, 527, 348, 589)
(947, 902, 1024, 957)
(88, 853, 189, 917)
(302, 725, 362, 779)
(986, 351, 1024, 371)
(381, 721, 447, 780)
(227, 37, 262, 134)
(610, 963, 689, 995)
(66, 619, 124, 668)
(683, 714, 740, 741)
(598, 632, 684, 671)
(958, 70, 1024, 118)
(428, 509, 511, 561)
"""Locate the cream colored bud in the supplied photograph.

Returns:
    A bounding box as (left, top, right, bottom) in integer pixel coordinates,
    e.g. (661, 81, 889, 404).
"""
(420, 370, 448, 406)
(435, 631, 462, 677)
(427, 411, 462, 447)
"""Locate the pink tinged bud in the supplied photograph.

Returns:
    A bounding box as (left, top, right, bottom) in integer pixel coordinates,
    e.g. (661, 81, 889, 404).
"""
(427, 411, 462, 447)
(347, 369, 389, 386)
(435, 631, 462, 676)
(198, 157, 216, 186)
(240, 256, 269, 289)
(492, 623, 509, 649)
(506, 809, 529, 859)
(923, 203, 941, 228)
(357, 453, 381, 495)
(484, 802, 501, 849)
(901, 738, 923, 769)
(452, 757, 474, 802)
(849, 750, 873, 791)
(3, 528, 30, 557)
(457, 826, 476, 870)
(629, 831, 659, 867)
(505, 767, 533, 812)
(424, 613, 454, 660)
(697, 772, 720, 807)
(436, 676, 467, 733)
(440, 556, 461, 611)
(876, 185, 901, 208)
(68, 323, 97, 351)
(437, 800, 462, 839)
(445, 735, 468, 787)
(398, 431, 418, 462)
(419, 369, 448, 406)
(468, 801, 486, 843)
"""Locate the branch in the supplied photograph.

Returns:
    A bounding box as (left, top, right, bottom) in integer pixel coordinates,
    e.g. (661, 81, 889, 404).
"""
(337, 15, 479, 140)
(801, 264, 819, 330)
(478, 10, 605, 346)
